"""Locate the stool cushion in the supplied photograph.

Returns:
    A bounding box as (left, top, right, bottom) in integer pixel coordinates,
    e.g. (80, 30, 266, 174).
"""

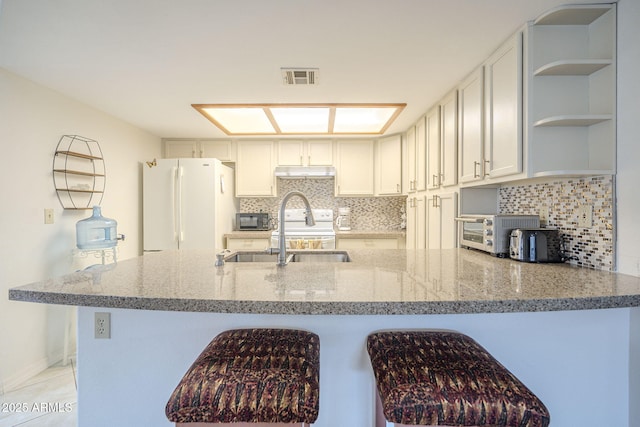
(166, 328, 320, 424)
(367, 331, 550, 427)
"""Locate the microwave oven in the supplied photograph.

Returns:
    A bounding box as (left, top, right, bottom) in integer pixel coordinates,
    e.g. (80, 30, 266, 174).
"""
(236, 213, 271, 231)
(456, 214, 540, 256)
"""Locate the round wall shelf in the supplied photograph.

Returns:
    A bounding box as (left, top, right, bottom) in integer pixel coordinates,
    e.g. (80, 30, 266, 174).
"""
(52, 135, 106, 210)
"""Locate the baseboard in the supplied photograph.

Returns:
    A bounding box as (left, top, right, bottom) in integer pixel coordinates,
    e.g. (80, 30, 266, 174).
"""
(1, 356, 50, 394)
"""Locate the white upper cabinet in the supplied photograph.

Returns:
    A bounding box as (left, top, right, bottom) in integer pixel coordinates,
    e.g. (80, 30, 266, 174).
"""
(457, 67, 485, 183)
(527, 4, 616, 176)
(236, 140, 276, 197)
(376, 135, 402, 195)
(164, 139, 234, 162)
(425, 105, 441, 190)
(440, 90, 458, 188)
(335, 140, 375, 196)
(277, 140, 333, 166)
(405, 125, 417, 192)
(414, 116, 428, 192)
(484, 31, 523, 179)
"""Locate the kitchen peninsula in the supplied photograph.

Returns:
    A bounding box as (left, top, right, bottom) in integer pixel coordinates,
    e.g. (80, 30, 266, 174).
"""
(9, 248, 640, 427)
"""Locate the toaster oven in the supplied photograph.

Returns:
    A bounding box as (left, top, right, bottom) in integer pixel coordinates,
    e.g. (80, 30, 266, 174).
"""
(456, 214, 540, 256)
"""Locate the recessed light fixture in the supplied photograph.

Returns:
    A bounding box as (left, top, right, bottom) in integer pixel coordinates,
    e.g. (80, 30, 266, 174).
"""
(191, 103, 406, 136)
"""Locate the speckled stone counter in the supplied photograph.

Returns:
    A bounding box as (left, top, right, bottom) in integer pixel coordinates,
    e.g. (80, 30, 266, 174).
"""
(8, 249, 640, 314)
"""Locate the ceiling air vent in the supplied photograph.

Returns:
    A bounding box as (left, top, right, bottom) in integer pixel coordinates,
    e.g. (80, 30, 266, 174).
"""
(281, 68, 319, 85)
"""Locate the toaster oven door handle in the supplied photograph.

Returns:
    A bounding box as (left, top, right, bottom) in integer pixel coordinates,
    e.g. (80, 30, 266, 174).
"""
(455, 217, 485, 223)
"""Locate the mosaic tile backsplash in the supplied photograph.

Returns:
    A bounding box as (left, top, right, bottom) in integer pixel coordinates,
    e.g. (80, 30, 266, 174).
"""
(240, 176, 614, 271)
(239, 178, 405, 231)
(499, 175, 614, 271)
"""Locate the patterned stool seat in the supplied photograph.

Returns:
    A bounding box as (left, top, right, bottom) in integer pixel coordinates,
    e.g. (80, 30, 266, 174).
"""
(166, 328, 320, 425)
(367, 330, 550, 427)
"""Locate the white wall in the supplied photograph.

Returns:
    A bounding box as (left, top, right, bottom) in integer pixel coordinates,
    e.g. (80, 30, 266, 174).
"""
(0, 68, 161, 392)
(616, 0, 640, 277)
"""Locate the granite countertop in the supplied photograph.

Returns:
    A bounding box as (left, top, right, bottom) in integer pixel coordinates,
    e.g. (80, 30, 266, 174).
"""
(8, 248, 640, 315)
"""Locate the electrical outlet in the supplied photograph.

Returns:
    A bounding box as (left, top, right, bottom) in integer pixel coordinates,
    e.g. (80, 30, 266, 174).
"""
(538, 206, 549, 224)
(44, 208, 54, 224)
(577, 205, 593, 228)
(95, 312, 111, 339)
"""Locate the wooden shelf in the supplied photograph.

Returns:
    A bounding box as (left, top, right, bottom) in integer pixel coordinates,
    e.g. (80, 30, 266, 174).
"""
(534, 59, 611, 76)
(53, 169, 105, 177)
(534, 115, 612, 127)
(535, 5, 611, 25)
(55, 150, 103, 161)
(55, 188, 104, 194)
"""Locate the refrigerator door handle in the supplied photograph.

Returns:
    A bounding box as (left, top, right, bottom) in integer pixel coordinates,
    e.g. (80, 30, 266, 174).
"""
(171, 166, 178, 243)
(177, 166, 184, 243)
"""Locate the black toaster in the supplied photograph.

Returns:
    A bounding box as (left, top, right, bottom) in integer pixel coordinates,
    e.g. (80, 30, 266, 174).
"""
(509, 228, 566, 263)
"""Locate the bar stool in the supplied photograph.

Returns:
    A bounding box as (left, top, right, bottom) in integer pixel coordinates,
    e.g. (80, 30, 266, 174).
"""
(166, 328, 320, 426)
(366, 330, 550, 427)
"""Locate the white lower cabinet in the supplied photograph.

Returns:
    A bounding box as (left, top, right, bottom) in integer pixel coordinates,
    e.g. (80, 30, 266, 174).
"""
(337, 237, 404, 250)
(426, 192, 458, 250)
(225, 237, 270, 250)
(406, 194, 426, 249)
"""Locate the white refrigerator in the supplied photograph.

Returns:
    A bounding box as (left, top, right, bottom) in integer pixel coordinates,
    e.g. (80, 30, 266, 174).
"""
(143, 158, 238, 251)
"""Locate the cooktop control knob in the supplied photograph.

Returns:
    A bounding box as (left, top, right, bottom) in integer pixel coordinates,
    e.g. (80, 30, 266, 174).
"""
(485, 239, 493, 246)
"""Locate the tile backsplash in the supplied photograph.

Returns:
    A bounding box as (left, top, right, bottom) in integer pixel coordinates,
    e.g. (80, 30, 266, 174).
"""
(239, 178, 405, 231)
(499, 175, 614, 271)
(239, 176, 614, 271)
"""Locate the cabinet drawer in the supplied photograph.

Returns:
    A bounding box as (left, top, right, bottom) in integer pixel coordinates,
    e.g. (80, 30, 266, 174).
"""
(226, 238, 270, 250)
(337, 238, 400, 249)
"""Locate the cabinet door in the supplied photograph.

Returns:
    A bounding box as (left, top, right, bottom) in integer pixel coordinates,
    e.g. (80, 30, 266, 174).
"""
(236, 141, 276, 197)
(277, 140, 305, 166)
(406, 195, 427, 250)
(376, 135, 402, 195)
(416, 195, 426, 249)
(427, 192, 458, 249)
(484, 31, 522, 178)
(406, 126, 417, 192)
(414, 117, 427, 192)
(307, 140, 333, 165)
(439, 192, 458, 249)
(425, 106, 441, 190)
(164, 140, 197, 158)
(458, 67, 484, 183)
(406, 197, 416, 249)
(440, 90, 458, 187)
(200, 140, 234, 162)
(335, 140, 374, 196)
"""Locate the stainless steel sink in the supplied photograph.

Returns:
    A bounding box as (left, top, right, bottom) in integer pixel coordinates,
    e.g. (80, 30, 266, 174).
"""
(225, 251, 350, 263)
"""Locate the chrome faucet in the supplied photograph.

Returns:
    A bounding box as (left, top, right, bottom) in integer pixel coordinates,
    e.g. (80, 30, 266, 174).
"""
(268, 191, 315, 266)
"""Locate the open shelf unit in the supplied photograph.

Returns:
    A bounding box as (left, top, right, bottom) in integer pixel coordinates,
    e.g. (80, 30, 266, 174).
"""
(527, 3, 616, 177)
(53, 135, 106, 210)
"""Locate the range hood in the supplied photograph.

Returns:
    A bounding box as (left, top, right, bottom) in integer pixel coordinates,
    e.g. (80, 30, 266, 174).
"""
(274, 166, 336, 178)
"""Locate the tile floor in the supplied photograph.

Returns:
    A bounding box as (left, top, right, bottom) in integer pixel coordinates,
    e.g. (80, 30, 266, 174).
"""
(0, 361, 77, 427)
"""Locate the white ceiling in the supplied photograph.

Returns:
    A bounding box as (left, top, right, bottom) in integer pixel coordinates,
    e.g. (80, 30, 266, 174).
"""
(0, 0, 607, 139)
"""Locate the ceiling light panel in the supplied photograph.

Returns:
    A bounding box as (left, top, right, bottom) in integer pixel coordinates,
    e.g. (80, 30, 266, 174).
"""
(333, 107, 399, 133)
(200, 107, 276, 134)
(192, 104, 406, 135)
(270, 107, 330, 133)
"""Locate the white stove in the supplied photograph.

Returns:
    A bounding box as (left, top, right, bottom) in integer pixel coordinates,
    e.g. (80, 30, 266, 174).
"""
(271, 208, 336, 249)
